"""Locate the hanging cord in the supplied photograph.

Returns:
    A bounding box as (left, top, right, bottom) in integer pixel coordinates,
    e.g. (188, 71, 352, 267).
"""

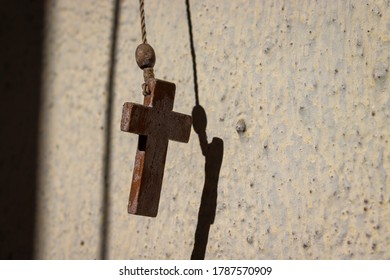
(139, 0, 147, 44)
(136, 0, 155, 95)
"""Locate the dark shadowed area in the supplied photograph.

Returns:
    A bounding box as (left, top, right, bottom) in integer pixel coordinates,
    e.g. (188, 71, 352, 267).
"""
(101, 0, 121, 260)
(191, 105, 224, 260)
(0, 1, 45, 259)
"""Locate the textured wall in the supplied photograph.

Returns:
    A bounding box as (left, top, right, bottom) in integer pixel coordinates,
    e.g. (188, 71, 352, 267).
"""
(35, 0, 390, 259)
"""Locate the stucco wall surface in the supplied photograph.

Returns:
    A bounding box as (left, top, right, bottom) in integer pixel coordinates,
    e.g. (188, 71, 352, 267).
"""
(36, 0, 390, 259)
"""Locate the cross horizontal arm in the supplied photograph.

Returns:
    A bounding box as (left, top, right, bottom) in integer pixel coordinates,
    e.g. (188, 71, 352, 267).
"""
(121, 102, 153, 135)
(121, 102, 192, 142)
(166, 111, 192, 143)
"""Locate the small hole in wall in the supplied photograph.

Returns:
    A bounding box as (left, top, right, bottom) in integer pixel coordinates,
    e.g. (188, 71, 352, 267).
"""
(80, 241, 84, 246)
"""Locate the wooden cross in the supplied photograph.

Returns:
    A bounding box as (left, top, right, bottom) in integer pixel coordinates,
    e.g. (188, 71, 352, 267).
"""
(121, 79, 192, 217)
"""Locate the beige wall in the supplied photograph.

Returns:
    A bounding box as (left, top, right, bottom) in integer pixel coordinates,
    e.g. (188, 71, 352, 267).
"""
(35, 0, 390, 259)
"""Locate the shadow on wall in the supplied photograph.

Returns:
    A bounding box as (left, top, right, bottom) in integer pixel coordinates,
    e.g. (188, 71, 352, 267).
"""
(191, 105, 224, 260)
(186, 0, 224, 260)
(101, 0, 121, 260)
(0, 2, 45, 259)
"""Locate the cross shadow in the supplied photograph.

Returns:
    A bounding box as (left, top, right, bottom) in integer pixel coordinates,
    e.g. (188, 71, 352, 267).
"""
(0, 2, 45, 259)
(186, 0, 224, 260)
(190, 106, 224, 260)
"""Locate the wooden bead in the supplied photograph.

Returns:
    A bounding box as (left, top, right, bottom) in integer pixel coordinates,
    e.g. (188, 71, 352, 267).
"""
(135, 43, 156, 69)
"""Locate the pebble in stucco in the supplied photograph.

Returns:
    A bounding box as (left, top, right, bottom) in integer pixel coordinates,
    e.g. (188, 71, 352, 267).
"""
(235, 119, 246, 134)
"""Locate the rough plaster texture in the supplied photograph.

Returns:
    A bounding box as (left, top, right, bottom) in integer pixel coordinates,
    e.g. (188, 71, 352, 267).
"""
(36, 0, 390, 259)
(36, 1, 113, 258)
